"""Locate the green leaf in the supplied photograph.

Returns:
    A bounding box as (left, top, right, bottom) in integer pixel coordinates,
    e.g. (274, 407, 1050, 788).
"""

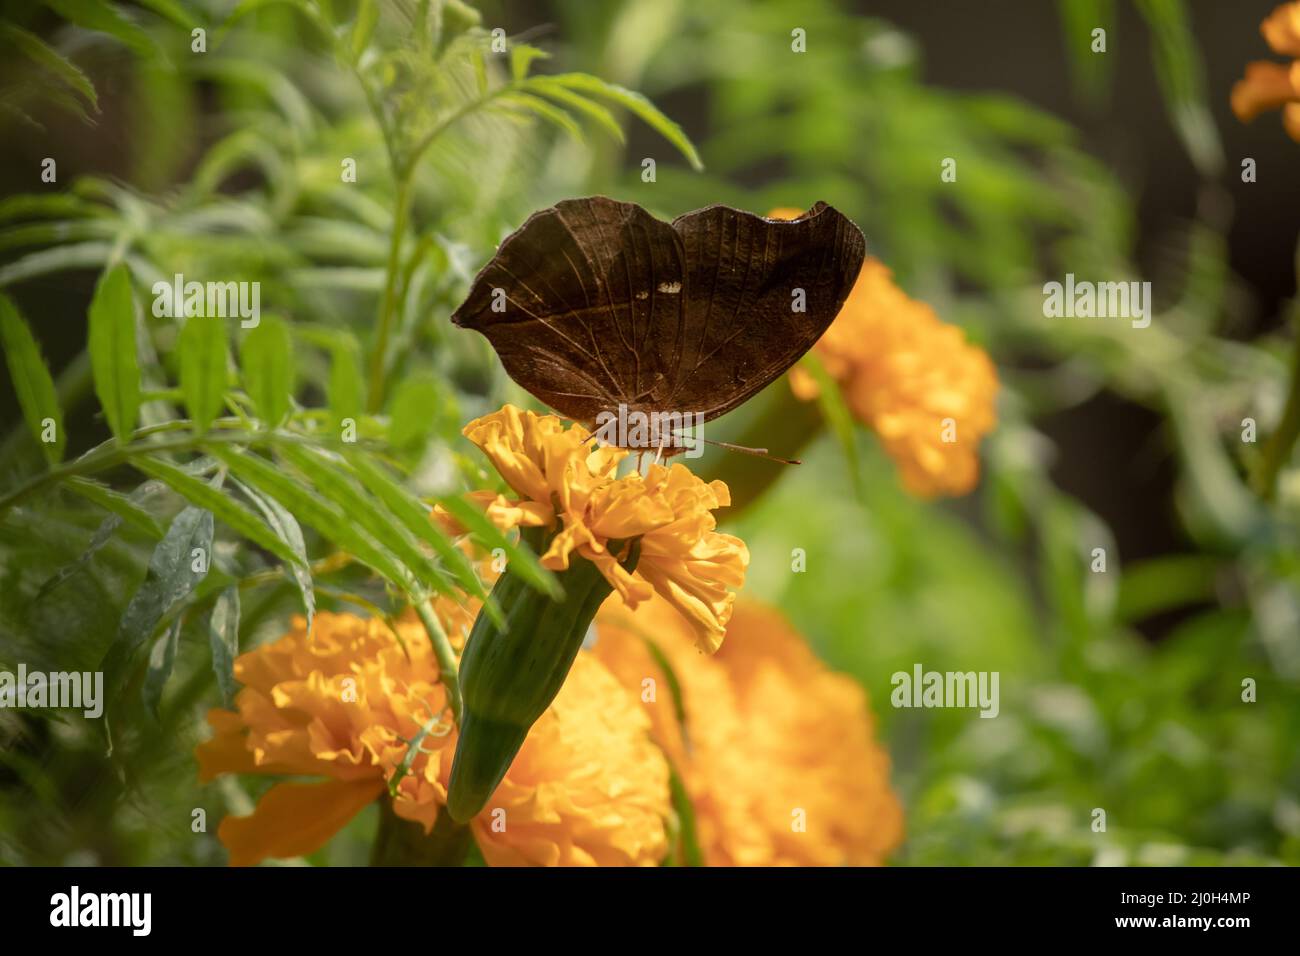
(135, 0, 196, 30)
(528, 80, 626, 143)
(547, 73, 703, 170)
(178, 315, 228, 433)
(0, 292, 65, 463)
(208, 445, 414, 593)
(87, 263, 141, 442)
(1134, 0, 1223, 177)
(386, 374, 448, 450)
(132, 456, 305, 569)
(64, 476, 165, 539)
(207, 586, 241, 708)
(239, 316, 294, 425)
(350, 0, 379, 61)
(233, 478, 314, 631)
(434, 493, 560, 599)
(509, 43, 549, 81)
(328, 339, 363, 425)
(495, 92, 584, 144)
(0, 23, 98, 114)
(42, 0, 156, 56)
(800, 353, 866, 502)
(276, 444, 451, 597)
(343, 450, 496, 616)
(103, 505, 214, 690)
(141, 616, 182, 720)
(35, 478, 166, 603)
(667, 764, 703, 867)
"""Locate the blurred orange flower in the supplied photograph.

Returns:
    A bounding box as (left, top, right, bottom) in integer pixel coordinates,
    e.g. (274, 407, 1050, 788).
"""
(197, 610, 670, 866)
(769, 208, 998, 497)
(437, 404, 748, 651)
(1232, 3, 1300, 140)
(591, 594, 904, 865)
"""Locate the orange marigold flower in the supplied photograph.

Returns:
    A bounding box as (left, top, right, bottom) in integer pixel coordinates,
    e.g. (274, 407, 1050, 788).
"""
(591, 595, 904, 866)
(1232, 6, 1300, 141)
(1263, 1, 1300, 56)
(768, 208, 998, 497)
(439, 404, 748, 651)
(197, 610, 670, 866)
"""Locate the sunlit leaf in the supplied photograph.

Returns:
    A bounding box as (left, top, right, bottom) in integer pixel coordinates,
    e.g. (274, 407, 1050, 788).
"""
(178, 315, 228, 433)
(0, 293, 65, 463)
(87, 263, 141, 442)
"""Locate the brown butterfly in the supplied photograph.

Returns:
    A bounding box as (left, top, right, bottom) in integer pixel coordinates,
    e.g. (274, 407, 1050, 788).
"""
(451, 196, 865, 458)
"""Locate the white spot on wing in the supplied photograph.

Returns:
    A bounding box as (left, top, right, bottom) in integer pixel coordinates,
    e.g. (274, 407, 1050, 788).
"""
(657, 281, 682, 293)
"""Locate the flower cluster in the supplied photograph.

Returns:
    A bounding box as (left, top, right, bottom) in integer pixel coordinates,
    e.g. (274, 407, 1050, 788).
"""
(197, 610, 671, 866)
(1231, 2, 1300, 140)
(592, 594, 903, 865)
(198, 592, 903, 867)
(770, 207, 998, 497)
(436, 404, 748, 652)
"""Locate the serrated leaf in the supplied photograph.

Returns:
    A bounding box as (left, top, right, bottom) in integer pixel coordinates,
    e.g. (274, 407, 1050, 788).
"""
(64, 476, 165, 539)
(35, 478, 165, 603)
(343, 450, 496, 619)
(239, 315, 294, 425)
(141, 615, 182, 720)
(527, 80, 625, 143)
(178, 315, 228, 433)
(509, 43, 549, 81)
(87, 263, 141, 441)
(102, 505, 214, 692)
(233, 478, 314, 631)
(0, 292, 65, 463)
(0, 23, 98, 113)
(434, 493, 560, 599)
(208, 445, 415, 593)
(495, 92, 584, 144)
(276, 444, 451, 597)
(207, 585, 240, 708)
(43, 0, 156, 56)
(547, 73, 703, 170)
(132, 455, 304, 569)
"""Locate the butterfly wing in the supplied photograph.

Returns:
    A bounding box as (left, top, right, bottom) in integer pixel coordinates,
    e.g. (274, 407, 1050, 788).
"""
(663, 201, 865, 421)
(451, 196, 865, 426)
(450, 196, 687, 425)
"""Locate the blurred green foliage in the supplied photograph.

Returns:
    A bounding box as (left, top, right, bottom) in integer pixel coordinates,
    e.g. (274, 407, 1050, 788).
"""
(0, 0, 1297, 866)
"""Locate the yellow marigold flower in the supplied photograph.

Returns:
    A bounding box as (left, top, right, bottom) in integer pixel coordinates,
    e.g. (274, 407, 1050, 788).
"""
(196, 610, 670, 867)
(442, 404, 748, 651)
(592, 595, 904, 866)
(768, 208, 998, 498)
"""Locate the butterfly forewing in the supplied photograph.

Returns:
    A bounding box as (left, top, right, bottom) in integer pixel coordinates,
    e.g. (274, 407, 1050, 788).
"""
(451, 196, 865, 436)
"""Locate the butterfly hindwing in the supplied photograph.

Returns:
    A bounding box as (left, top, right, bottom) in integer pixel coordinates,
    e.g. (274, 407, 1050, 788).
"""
(451, 196, 864, 429)
(665, 201, 864, 420)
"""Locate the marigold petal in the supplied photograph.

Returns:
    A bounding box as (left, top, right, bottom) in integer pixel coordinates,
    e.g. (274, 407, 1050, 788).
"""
(218, 777, 385, 866)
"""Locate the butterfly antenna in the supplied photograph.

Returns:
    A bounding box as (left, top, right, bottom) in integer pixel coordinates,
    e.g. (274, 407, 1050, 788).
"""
(676, 433, 802, 465)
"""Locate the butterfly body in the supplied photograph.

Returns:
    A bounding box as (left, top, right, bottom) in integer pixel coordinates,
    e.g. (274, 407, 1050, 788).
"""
(451, 196, 865, 453)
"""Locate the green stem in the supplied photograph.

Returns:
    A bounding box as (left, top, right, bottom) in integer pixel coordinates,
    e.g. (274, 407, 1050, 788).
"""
(366, 177, 413, 413)
(370, 798, 472, 867)
(416, 597, 462, 724)
(1255, 322, 1300, 500)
